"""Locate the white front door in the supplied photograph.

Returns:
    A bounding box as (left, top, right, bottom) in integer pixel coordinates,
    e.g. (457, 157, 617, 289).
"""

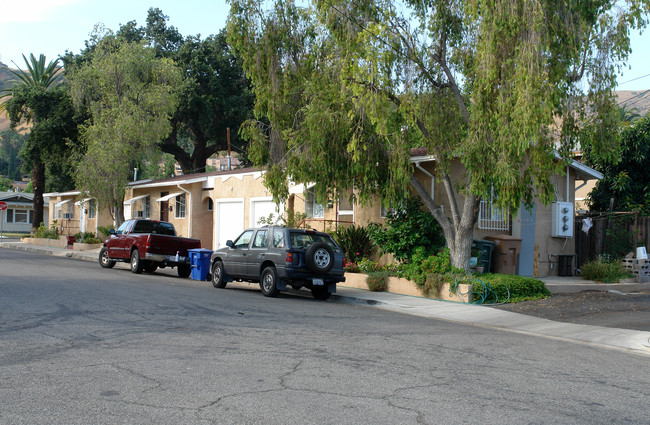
(215, 200, 244, 249)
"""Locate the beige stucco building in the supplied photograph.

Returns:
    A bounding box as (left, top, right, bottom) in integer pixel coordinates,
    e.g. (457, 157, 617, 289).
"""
(44, 191, 113, 236)
(121, 153, 601, 278)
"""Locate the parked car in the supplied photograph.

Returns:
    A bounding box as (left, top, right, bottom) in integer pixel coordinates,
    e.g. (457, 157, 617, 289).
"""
(210, 226, 346, 300)
(99, 219, 201, 277)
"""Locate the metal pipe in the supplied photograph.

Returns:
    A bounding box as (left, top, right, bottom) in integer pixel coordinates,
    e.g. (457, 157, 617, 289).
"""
(575, 180, 588, 191)
(177, 184, 192, 238)
(566, 165, 570, 203)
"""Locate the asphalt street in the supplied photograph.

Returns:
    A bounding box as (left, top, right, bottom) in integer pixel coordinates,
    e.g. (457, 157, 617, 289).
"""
(1, 248, 649, 424)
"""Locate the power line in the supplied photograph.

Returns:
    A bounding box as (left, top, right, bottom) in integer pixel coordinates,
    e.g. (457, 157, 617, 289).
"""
(618, 72, 650, 86)
(616, 88, 650, 106)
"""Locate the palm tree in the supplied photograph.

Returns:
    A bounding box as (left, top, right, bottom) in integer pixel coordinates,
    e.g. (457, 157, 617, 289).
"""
(0, 54, 63, 229)
(618, 103, 642, 126)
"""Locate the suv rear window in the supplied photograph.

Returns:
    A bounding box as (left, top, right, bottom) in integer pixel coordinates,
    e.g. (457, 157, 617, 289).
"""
(289, 231, 341, 252)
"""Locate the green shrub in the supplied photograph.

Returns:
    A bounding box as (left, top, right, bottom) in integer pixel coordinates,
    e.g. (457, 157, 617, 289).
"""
(72, 231, 101, 244)
(367, 197, 445, 261)
(344, 258, 398, 274)
(366, 271, 391, 292)
(467, 274, 551, 304)
(335, 225, 375, 262)
(97, 226, 114, 240)
(579, 258, 634, 283)
(33, 222, 60, 239)
(397, 247, 463, 286)
(344, 259, 361, 273)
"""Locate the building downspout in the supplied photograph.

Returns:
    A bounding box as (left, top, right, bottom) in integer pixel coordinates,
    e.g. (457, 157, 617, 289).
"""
(566, 165, 570, 203)
(177, 184, 192, 238)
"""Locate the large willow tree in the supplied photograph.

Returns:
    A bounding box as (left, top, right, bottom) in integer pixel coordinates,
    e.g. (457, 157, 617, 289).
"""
(228, 0, 649, 269)
(69, 38, 182, 225)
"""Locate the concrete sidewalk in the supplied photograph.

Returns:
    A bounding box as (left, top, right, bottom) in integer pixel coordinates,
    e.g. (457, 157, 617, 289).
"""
(2, 240, 649, 356)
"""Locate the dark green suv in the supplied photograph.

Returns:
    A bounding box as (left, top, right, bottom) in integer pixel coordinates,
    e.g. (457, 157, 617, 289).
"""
(209, 226, 346, 300)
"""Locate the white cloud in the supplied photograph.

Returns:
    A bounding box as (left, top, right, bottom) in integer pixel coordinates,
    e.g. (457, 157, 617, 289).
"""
(0, 0, 84, 24)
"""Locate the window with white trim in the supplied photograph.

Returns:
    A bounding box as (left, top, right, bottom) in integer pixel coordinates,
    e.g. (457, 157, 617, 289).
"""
(478, 198, 510, 231)
(143, 196, 150, 218)
(305, 189, 324, 219)
(380, 205, 396, 218)
(175, 194, 186, 219)
(89, 200, 96, 219)
(5, 208, 31, 224)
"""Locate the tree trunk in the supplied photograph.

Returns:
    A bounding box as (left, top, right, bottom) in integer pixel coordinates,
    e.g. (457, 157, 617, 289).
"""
(410, 174, 477, 271)
(31, 161, 46, 230)
(113, 201, 125, 228)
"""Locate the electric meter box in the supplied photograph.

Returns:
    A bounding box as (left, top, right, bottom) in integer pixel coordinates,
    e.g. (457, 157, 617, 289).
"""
(551, 201, 574, 238)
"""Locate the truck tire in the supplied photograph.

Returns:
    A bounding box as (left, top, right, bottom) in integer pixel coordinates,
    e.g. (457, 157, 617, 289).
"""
(177, 264, 191, 278)
(212, 261, 227, 288)
(99, 247, 115, 269)
(260, 266, 280, 297)
(305, 242, 334, 273)
(311, 287, 331, 301)
(130, 248, 143, 274)
(143, 261, 158, 273)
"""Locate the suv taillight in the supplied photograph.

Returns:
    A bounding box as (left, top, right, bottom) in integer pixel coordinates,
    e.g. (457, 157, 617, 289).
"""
(286, 252, 293, 263)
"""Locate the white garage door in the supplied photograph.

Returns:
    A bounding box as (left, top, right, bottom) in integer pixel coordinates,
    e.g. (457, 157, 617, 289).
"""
(251, 199, 283, 227)
(215, 200, 244, 249)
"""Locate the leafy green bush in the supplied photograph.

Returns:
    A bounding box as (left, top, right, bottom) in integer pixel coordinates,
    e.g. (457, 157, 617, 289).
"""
(579, 258, 634, 283)
(33, 222, 60, 239)
(397, 247, 463, 286)
(72, 231, 101, 244)
(344, 258, 397, 274)
(366, 271, 390, 292)
(367, 197, 445, 261)
(334, 225, 375, 262)
(97, 226, 114, 240)
(466, 274, 551, 303)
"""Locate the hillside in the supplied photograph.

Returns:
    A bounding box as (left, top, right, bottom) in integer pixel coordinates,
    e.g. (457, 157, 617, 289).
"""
(615, 90, 650, 115)
(0, 62, 15, 131)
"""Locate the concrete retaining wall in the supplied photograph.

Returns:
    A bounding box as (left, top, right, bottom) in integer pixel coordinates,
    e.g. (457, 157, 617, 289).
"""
(342, 273, 471, 303)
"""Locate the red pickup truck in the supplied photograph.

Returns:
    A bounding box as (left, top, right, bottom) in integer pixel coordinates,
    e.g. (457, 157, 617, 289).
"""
(98, 219, 201, 277)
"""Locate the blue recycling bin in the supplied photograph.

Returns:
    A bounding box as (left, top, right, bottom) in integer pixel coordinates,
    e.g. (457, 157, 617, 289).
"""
(188, 248, 213, 281)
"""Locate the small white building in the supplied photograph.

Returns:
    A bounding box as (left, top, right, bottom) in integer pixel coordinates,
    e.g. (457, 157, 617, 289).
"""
(0, 192, 48, 233)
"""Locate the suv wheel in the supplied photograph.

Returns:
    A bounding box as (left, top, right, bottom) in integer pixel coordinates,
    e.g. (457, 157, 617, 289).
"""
(305, 242, 334, 273)
(212, 261, 227, 288)
(260, 266, 280, 297)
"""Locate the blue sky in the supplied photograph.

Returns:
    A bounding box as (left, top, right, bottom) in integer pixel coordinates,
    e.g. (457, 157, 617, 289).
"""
(1, 0, 648, 90)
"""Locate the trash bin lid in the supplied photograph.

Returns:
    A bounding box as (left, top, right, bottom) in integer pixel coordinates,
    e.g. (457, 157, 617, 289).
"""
(473, 239, 496, 245)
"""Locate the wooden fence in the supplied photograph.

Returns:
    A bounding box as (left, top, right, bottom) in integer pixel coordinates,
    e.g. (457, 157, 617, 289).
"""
(575, 213, 650, 268)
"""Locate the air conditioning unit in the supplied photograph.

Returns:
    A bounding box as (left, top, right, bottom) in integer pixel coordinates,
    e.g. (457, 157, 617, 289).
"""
(62, 213, 73, 219)
(134, 210, 144, 218)
(551, 201, 573, 238)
